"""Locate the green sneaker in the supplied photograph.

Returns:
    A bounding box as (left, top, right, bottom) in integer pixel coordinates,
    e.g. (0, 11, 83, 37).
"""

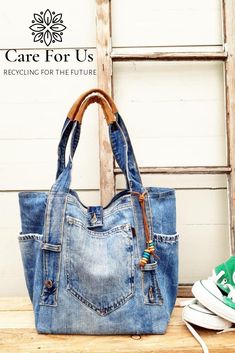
(212, 256, 235, 293)
(211, 256, 235, 309)
(192, 256, 235, 324)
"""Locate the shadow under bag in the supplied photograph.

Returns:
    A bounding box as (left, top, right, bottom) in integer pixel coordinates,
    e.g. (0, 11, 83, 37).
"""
(18, 88, 179, 334)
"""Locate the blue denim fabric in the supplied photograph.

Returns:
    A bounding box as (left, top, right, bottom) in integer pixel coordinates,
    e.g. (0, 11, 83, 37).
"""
(18, 114, 179, 334)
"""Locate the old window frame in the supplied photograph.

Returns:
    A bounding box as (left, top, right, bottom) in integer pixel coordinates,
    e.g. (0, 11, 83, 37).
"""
(95, 0, 235, 296)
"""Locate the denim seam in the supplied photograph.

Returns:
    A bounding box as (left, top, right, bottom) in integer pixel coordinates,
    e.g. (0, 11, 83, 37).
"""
(145, 191, 163, 303)
(50, 193, 68, 310)
(146, 188, 175, 199)
(161, 246, 172, 318)
(67, 201, 132, 217)
(39, 194, 68, 307)
(43, 194, 51, 282)
(67, 196, 132, 218)
(66, 216, 132, 237)
(146, 195, 165, 304)
(154, 233, 179, 243)
(130, 195, 141, 264)
(103, 205, 132, 218)
(40, 192, 50, 305)
(146, 191, 155, 248)
(67, 286, 135, 317)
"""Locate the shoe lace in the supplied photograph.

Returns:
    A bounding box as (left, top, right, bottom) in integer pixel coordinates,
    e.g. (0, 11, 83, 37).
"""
(211, 269, 235, 302)
(226, 284, 235, 303)
(180, 300, 209, 353)
(210, 269, 225, 282)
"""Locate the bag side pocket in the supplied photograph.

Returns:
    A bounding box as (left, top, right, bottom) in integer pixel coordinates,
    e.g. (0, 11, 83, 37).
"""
(18, 233, 43, 303)
(141, 261, 164, 306)
(154, 232, 179, 314)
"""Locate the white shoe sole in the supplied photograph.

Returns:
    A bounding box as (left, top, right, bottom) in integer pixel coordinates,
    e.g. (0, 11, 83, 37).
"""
(192, 280, 235, 323)
(182, 303, 232, 330)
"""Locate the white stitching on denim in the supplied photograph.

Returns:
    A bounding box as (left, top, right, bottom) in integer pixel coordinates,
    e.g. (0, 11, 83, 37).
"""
(66, 215, 132, 237)
(67, 286, 135, 317)
(130, 195, 141, 263)
(18, 233, 43, 241)
(67, 194, 132, 218)
(154, 233, 179, 243)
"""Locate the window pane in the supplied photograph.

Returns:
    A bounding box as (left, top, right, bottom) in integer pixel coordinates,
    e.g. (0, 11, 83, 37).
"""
(113, 61, 226, 166)
(112, 0, 223, 47)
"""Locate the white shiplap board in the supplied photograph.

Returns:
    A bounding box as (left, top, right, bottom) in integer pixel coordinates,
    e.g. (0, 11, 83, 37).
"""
(177, 188, 230, 283)
(116, 173, 228, 190)
(0, 48, 99, 190)
(112, 0, 223, 47)
(0, 49, 97, 139)
(0, 132, 100, 191)
(113, 61, 227, 166)
(0, 0, 96, 48)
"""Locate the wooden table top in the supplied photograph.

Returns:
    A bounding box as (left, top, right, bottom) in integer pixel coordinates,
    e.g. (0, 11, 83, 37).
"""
(0, 297, 234, 353)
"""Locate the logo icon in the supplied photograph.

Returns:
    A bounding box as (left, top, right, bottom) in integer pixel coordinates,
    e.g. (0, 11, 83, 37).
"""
(29, 9, 66, 47)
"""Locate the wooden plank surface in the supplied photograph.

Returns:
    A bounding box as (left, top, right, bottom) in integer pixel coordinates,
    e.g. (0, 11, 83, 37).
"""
(0, 297, 234, 353)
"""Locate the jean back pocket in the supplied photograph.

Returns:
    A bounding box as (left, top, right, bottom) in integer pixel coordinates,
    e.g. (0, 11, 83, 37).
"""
(65, 216, 135, 316)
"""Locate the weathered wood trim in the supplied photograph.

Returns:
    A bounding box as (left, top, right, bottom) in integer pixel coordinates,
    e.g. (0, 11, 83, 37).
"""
(96, 0, 115, 206)
(111, 51, 227, 61)
(114, 166, 231, 174)
(223, 0, 235, 254)
(177, 285, 193, 298)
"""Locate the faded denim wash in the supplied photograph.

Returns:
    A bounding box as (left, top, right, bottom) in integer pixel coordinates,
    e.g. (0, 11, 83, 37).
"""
(18, 113, 179, 334)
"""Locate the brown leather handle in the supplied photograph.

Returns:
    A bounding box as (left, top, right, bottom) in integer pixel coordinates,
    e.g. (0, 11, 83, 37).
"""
(73, 94, 116, 124)
(67, 88, 118, 122)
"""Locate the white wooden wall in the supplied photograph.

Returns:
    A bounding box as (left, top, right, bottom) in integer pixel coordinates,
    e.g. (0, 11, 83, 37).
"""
(0, 0, 99, 296)
(0, 0, 230, 296)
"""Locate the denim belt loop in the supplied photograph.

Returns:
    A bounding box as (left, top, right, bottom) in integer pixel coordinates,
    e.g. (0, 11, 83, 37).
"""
(40, 193, 68, 306)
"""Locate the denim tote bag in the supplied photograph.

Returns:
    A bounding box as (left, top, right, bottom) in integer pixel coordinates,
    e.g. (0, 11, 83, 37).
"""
(18, 88, 179, 335)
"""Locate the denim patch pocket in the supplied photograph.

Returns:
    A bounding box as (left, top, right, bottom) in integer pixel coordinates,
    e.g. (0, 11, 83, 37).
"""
(153, 233, 179, 284)
(153, 232, 179, 313)
(18, 233, 43, 302)
(65, 216, 135, 316)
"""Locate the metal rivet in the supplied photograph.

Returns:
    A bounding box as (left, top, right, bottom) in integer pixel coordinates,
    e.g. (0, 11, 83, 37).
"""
(44, 279, 53, 288)
(91, 213, 97, 223)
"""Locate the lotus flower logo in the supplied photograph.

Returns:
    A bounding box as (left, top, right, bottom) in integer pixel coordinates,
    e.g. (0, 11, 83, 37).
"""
(29, 10, 67, 47)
